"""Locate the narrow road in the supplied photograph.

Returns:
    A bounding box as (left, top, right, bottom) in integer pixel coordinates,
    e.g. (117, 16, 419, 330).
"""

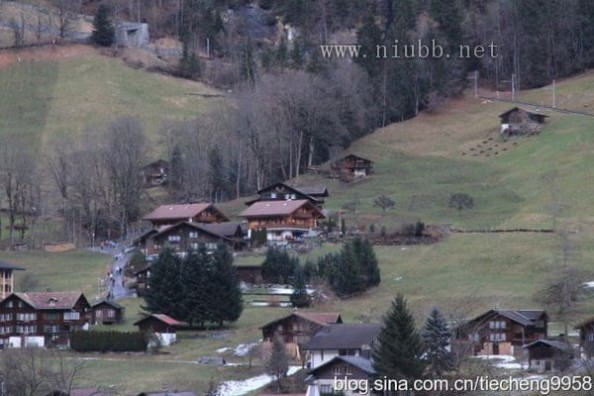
(90, 243, 134, 301)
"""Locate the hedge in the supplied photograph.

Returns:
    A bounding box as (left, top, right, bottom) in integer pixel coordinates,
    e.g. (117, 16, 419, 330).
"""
(70, 330, 148, 352)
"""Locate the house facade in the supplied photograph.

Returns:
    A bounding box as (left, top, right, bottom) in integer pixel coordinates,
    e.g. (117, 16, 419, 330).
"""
(331, 154, 374, 182)
(499, 107, 548, 136)
(0, 260, 24, 300)
(303, 323, 381, 369)
(261, 312, 342, 359)
(455, 309, 548, 357)
(134, 314, 188, 346)
(239, 200, 325, 245)
(524, 339, 573, 373)
(305, 356, 376, 396)
(135, 221, 240, 257)
(0, 292, 90, 348)
(90, 300, 124, 325)
(143, 203, 228, 228)
(140, 159, 169, 187)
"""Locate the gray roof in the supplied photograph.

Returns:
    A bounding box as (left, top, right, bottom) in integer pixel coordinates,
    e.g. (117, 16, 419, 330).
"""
(310, 356, 376, 376)
(0, 260, 25, 271)
(523, 339, 573, 353)
(296, 186, 329, 197)
(198, 222, 245, 238)
(469, 309, 546, 327)
(304, 323, 381, 350)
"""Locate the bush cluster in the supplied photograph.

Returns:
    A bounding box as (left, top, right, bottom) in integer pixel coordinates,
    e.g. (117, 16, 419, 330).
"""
(71, 330, 147, 352)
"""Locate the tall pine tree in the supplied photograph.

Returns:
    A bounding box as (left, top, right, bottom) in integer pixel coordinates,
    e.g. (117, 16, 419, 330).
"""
(143, 249, 186, 321)
(373, 294, 425, 379)
(421, 306, 453, 376)
(207, 245, 244, 327)
(91, 5, 115, 47)
(290, 265, 310, 308)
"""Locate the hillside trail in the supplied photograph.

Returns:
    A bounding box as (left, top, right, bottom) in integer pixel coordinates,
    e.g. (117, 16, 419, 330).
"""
(0, 44, 96, 69)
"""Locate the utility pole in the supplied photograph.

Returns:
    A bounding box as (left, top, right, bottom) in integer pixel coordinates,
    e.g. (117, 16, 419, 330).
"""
(552, 79, 556, 108)
(511, 73, 516, 101)
(474, 70, 479, 97)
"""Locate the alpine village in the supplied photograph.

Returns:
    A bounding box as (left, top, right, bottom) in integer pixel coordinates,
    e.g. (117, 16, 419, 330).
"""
(1, 1, 594, 395)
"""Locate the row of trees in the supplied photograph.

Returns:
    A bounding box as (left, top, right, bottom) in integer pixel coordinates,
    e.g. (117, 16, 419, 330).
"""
(143, 246, 243, 328)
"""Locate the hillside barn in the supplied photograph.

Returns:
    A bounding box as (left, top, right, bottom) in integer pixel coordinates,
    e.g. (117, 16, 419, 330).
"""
(499, 107, 548, 136)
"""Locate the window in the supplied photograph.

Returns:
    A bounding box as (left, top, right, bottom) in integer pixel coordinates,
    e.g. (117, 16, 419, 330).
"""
(345, 365, 353, 375)
(7, 301, 13, 308)
(168, 235, 181, 243)
(0, 313, 12, 321)
(45, 313, 59, 321)
(189, 232, 198, 239)
(16, 313, 36, 321)
(64, 312, 80, 321)
(270, 192, 277, 199)
(333, 365, 342, 375)
(96, 310, 103, 318)
(489, 320, 506, 330)
(588, 333, 594, 342)
(339, 349, 356, 356)
(17, 301, 24, 308)
(206, 243, 218, 251)
(107, 309, 115, 318)
(489, 333, 506, 342)
(191, 243, 199, 250)
(320, 385, 332, 394)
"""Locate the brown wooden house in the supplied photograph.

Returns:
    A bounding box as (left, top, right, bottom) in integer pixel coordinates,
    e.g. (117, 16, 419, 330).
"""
(139, 159, 169, 187)
(90, 300, 124, 325)
(524, 339, 573, 373)
(576, 317, 594, 358)
(143, 203, 228, 228)
(135, 221, 241, 257)
(331, 154, 374, 182)
(261, 312, 342, 360)
(305, 356, 376, 396)
(134, 313, 188, 333)
(133, 264, 151, 297)
(239, 200, 325, 245)
(499, 107, 548, 136)
(0, 260, 24, 300)
(455, 309, 548, 357)
(245, 182, 328, 207)
(0, 292, 91, 348)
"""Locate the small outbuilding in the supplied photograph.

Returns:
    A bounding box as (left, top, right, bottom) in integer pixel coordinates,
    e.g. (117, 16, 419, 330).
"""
(524, 339, 574, 373)
(331, 154, 374, 182)
(134, 313, 189, 346)
(90, 299, 125, 325)
(499, 107, 548, 136)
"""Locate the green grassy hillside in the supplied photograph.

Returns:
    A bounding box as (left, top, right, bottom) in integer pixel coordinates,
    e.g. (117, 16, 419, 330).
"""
(0, 46, 223, 156)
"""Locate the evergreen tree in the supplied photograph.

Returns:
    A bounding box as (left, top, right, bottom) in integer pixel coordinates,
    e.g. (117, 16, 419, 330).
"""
(266, 337, 289, 392)
(358, 238, 381, 287)
(332, 242, 362, 297)
(182, 247, 210, 328)
(143, 249, 186, 320)
(262, 248, 299, 284)
(373, 294, 425, 379)
(421, 306, 453, 376)
(91, 4, 115, 47)
(290, 265, 310, 308)
(355, 12, 383, 77)
(208, 245, 244, 327)
(303, 258, 318, 283)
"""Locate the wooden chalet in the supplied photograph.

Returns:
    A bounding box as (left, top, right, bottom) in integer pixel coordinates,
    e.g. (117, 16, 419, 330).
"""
(133, 264, 151, 297)
(0, 260, 24, 300)
(0, 292, 90, 348)
(523, 339, 573, 373)
(239, 200, 325, 245)
(331, 154, 374, 182)
(499, 107, 548, 136)
(455, 309, 548, 357)
(142, 203, 228, 228)
(575, 317, 594, 358)
(90, 299, 124, 325)
(246, 182, 328, 207)
(139, 159, 169, 187)
(261, 312, 342, 358)
(134, 314, 188, 346)
(135, 221, 242, 257)
(306, 356, 376, 396)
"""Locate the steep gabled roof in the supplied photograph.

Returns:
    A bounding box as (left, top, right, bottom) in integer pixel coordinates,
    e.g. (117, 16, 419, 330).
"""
(498, 107, 549, 119)
(198, 222, 245, 238)
(91, 299, 125, 310)
(133, 313, 189, 327)
(467, 309, 547, 327)
(151, 221, 233, 242)
(296, 185, 329, 197)
(0, 260, 25, 271)
(10, 292, 88, 310)
(304, 323, 381, 350)
(260, 312, 342, 330)
(309, 355, 376, 376)
(239, 200, 324, 218)
(523, 339, 573, 353)
(143, 203, 228, 222)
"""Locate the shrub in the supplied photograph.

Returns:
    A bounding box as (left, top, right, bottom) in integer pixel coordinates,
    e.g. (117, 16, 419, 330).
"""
(70, 331, 148, 352)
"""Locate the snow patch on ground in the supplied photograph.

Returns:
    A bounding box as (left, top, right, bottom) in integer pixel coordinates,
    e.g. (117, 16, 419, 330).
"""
(234, 343, 259, 356)
(473, 354, 527, 370)
(583, 281, 594, 288)
(217, 347, 230, 354)
(219, 366, 301, 396)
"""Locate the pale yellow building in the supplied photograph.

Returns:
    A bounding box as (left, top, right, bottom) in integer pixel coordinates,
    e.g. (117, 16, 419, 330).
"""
(0, 260, 24, 300)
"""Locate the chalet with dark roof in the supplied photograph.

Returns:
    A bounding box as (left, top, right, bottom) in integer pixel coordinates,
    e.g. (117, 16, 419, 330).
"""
(331, 154, 374, 182)
(499, 107, 548, 136)
(524, 339, 574, 373)
(246, 182, 328, 207)
(143, 203, 228, 227)
(134, 313, 189, 346)
(135, 221, 242, 257)
(261, 312, 342, 359)
(0, 260, 24, 300)
(239, 199, 325, 245)
(0, 291, 90, 348)
(140, 159, 169, 187)
(304, 323, 381, 369)
(306, 356, 376, 396)
(455, 309, 548, 357)
(90, 299, 124, 325)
